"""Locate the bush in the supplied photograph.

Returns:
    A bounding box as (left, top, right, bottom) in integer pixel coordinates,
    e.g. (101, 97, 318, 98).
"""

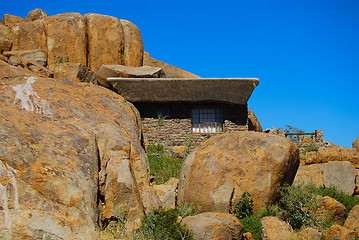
(146, 144, 184, 184)
(176, 204, 197, 218)
(138, 208, 193, 240)
(233, 192, 254, 219)
(278, 183, 330, 230)
(301, 144, 319, 154)
(316, 185, 359, 211)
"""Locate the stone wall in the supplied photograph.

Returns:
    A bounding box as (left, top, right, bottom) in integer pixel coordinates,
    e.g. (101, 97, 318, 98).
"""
(138, 102, 248, 147)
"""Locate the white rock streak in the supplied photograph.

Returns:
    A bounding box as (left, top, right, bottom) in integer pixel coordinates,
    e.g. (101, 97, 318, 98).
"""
(0, 161, 19, 236)
(11, 77, 53, 118)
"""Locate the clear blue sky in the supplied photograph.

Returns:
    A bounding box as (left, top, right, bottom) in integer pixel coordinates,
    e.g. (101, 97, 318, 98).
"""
(2, 0, 358, 148)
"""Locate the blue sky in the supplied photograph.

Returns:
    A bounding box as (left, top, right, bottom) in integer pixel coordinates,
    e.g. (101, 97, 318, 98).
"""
(2, 0, 358, 147)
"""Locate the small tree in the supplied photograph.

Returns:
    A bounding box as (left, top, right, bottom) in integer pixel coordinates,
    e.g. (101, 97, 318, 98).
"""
(233, 192, 254, 219)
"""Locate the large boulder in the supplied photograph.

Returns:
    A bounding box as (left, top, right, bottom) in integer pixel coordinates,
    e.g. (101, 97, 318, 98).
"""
(0, 60, 149, 238)
(84, 13, 124, 72)
(3, 49, 46, 67)
(182, 212, 244, 240)
(318, 196, 347, 226)
(43, 13, 87, 70)
(27, 8, 48, 21)
(120, 20, 143, 67)
(178, 131, 299, 213)
(248, 109, 262, 132)
(143, 51, 200, 78)
(323, 161, 357, 195)
(4, 14, 46, 51)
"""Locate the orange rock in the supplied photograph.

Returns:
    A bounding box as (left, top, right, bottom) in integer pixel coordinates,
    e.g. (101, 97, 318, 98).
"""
(178, 131, 299, 213)
(344, 204, 359, 234)
(43, 13, 86, 70)
(325, 225, 358, 240)
(293, 163, 324, 187)
(27, 8, 48, 21)
(143, 51, 200, 78)
(5, 18, 46, 51)
(120, 19, 143, 67)
(3, 14, 30, 25)
(0, 60, 149, 237)
(53, 62, 96, 83)
(353, 137, 359, 153)
(182, 212, 244, 240)
(319, 196, 347, 225)
(85, 13, 124, 72)
(248, 109, 262, 132)
(299, 228, 321, 240)
(243, 232, 253, 240)
(261, 216, 296, 240)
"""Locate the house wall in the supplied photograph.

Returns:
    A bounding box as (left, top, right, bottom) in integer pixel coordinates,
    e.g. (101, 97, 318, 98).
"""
(135, 102, 248, 148)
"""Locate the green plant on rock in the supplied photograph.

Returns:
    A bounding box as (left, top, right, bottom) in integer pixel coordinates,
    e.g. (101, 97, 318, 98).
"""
(183, 133, 193, 159)
(301, 144, 319, 154)
(176, 204, 197, 218)
(138, 208, 193, 240)
(316, 185, 359, 211)
(233, 192, 254, 219)
(54, 54, 70, 64)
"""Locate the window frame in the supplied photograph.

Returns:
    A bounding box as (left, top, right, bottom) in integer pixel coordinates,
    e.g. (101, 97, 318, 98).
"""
(192, 108, 225, 133)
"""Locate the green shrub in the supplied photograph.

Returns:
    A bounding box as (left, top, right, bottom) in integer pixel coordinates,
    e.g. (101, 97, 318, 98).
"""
(239, 206, 279, 240)
(176, 204, 197, 218)
(138, 208, 193, 240)
(278, 183, 330, 230)
(233, 192, 254, 219)
(316, 185, 359, 211)
(146, 144, 184, 184)
(301, 144, 319, 154)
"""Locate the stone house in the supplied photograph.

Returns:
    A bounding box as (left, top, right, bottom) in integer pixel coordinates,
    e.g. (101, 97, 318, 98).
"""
(108, 77, 259, 147)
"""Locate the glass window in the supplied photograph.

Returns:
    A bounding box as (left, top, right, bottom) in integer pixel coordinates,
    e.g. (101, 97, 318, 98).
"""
(192, 108, 224, 133)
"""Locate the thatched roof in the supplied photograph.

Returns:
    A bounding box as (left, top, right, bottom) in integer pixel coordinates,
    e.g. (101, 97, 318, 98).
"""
(107, 78, 259, 105)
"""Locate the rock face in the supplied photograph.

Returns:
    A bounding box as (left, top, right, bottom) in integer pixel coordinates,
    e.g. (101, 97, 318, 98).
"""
(248, 109, 262, 132)
(323, 161, 357, 195)
(319, 196, 347, 225)
(143, 51, 200, 78)
(120, 20, 144, 67)
(178, 131, 299, 213)
(4, 14, 46, 51)
(182, 212, 244, 240)
(84, 13, 124, 72)
(261, 216, 296, 240)
(43, 13, 87, 70)
(299, 228, 321, 240)
(0, 60, 150, 238)
(3, 49, 46, 67)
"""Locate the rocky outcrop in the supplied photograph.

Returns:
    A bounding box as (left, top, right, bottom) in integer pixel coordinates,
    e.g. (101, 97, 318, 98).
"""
(319, 196, 347, 225)
(143, 51, 200, 78)
(248, 109, 262, 132)
(298, 228, 321, 240)
(0, 60, 150, 238)
(96, 64, 165, 88)
(120, 20, 144, 67)
(324, 225, 358, 240)
(178, 131, 299, 213)
(43, 13, 87, 70)
(152, 177, 178, 210)
(53, 62, 96, 83)
(84, 13, 124, 72)
(27, 8, 48, 21)
(305, 144, 359, 168)
(344, 204, 359, 234)
(261, 216, 296, 240)
(182, 212, 244, 240)
(353, 137, 359, 153)
(3, 49, 46, 67)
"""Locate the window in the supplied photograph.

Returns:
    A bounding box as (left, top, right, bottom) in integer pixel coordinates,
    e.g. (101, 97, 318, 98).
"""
(155, 108, 170, 118)
(192, 108, 224, 133)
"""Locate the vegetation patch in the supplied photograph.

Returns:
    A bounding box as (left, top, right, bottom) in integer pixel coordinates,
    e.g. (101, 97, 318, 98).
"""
(146, 144, 185, 184)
